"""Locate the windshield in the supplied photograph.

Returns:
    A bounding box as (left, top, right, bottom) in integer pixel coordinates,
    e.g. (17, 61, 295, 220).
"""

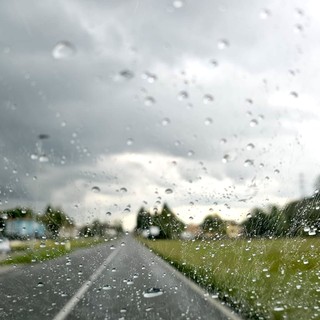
(0, 1, 319, 319)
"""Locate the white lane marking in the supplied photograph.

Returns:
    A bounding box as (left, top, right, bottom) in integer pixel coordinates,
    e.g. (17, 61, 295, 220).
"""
(53, 246, 121, 320)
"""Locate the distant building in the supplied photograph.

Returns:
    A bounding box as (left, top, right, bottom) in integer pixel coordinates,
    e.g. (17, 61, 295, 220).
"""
(5, 219, 46, 239)
(226, 221, 243, 238)
(59, 225, 78, 238)
(180, 224, 202, 240)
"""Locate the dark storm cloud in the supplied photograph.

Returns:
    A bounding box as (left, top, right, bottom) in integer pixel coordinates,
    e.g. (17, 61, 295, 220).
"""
(0, 0, 319, 227)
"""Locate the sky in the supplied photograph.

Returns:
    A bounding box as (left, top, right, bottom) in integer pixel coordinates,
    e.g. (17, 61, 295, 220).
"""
(1, 0, 320, 230)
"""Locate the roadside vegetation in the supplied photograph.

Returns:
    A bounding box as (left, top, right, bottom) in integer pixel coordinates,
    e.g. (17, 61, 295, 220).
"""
(136, 192, 320, 319)
(142, 237, 320, 320)
(0, 204, 124, 266)
(1, 237, 107, 265)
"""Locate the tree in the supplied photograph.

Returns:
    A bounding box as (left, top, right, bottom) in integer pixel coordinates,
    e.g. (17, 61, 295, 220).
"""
(201, 214, 226, 238)
(3, 207, 34, 219)
(242, 208, 269, 238)
(38, 205, 73, 238)
(113, 220, 124, 234)
(91, 220, 105, 237)
(136, 207, 151, 232)
(151, 203, 185, 239)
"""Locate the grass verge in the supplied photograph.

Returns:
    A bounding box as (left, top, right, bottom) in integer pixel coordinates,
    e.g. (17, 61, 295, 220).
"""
(140, 237, 320, 320)
(1, 237, 106, 265)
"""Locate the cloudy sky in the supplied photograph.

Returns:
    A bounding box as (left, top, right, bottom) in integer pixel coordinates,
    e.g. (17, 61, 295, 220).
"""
(1, 0, 320, 230)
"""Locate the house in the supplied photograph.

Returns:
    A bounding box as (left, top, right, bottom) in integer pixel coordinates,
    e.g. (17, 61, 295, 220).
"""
(5, 218, 46, 239)
(226, 221, 243, 238)
(180, 224, 202, 240)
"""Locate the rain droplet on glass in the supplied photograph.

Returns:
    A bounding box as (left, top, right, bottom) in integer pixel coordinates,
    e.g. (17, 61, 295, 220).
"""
(260, 9, 271, 19)
(172, 0, 184, 9)
(144, 96, 155, 106)
(143, 287, 164, 298)
(161, 118, 171, 126)
(246, 143, 255, 150)
(204, 117, 213, 125)
(217, 39, 229, 50)
(91, 186, 101, 193)
(126, 138, 134, 146)
(203, 94, 214, 104)
(244, 159, 254, 167)
(249, 119, 258, 127)
(52, 41, 76, 59)
(177, 91, 188, 101)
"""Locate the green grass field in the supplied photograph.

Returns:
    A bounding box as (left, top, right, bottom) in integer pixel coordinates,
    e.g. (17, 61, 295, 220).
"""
(142, 238, 320, 320)
(1, 237, 106, 265)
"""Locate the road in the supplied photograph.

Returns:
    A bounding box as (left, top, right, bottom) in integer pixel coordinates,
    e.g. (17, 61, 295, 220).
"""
(0, 236, 241, 320)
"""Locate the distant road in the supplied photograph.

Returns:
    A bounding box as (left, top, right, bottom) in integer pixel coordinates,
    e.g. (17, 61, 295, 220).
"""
(0, 236, 241, 320)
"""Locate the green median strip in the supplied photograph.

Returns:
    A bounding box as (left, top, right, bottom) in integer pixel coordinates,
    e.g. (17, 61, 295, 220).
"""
(140, 237, 320, 320)
(1, 237, 106, 265)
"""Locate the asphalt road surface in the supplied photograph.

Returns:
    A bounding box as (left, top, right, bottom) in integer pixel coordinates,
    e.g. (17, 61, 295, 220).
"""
(0, 236, 241, 320)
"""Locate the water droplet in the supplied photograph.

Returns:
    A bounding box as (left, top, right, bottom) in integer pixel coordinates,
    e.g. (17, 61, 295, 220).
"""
(120, 187, 127, 193)
(165, 188, 173, 194)
(143, 287, 164, 298)
(121, 242, 126, 247)
(110, 245, 115, 250)
(260, 9, 271, 19)
(39, 155, 49, 163)
(161, 118, 171, 126)
(203, 94, 214, 104)
(91, 186, 101, 193)
(290, 91, 298, 98)
(30, 154, 38, 160)
(106, 211, 111, 216)
(222, 154, 230, 164)
(294, 24, 303, 34)
(220, 138, 227, 145)
(172, 0, 184, 9)
(273, 306, 284, 312)
(217, 39, 229, 50)
(178, 91, 188, 100)
(246, 143, 255, 150)
(249, 119, 258, 127)
(187, 150, 194, 157)
(126, 138, 134, 146)
(52, 41, 76, 59)
(142, 72, 157, 83)
(210, 59, 218, 67)
(308, 229, 316, 236)
(244, 159, 254, 167)
(119, 69, 134, 80)
(204, 118, 213, 125)
(102, 284, 112, 290)
(37, 282, 44, 288)
(274, 169, 280, 174)
(144, 96, 155, 106)
(246, 213, 252, 218)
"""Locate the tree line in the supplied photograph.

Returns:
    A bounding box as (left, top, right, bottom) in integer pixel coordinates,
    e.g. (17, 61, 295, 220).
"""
(135, 203, 227, 239)
(242, 192, 320, 238)
(0, 205, 73, 239)
(136, 192, 320, 240)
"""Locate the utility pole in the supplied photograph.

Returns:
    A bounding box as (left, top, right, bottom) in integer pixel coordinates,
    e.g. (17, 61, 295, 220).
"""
(299, 173, 305, 198)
